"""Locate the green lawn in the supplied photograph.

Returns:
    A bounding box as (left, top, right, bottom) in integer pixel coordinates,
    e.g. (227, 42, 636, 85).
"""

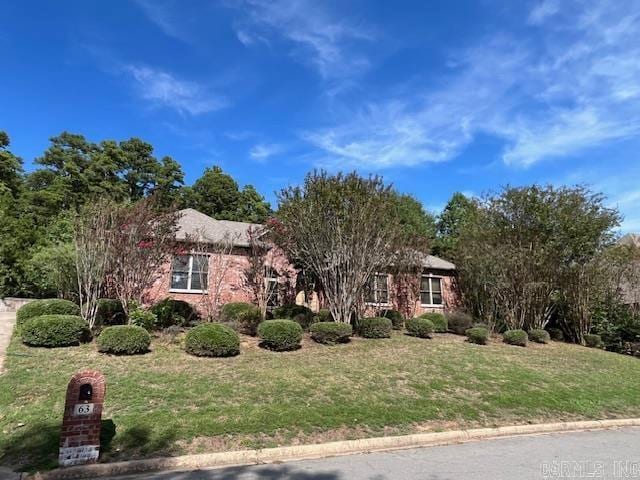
(2, 329, 640, 472)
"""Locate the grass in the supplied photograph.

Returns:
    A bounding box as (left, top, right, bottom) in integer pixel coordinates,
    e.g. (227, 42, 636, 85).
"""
(2, 329, 640, 471)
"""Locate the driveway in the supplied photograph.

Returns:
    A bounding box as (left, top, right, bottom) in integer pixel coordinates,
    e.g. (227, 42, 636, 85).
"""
(104, 427, 640, 480)
(0, 311, 17, 374)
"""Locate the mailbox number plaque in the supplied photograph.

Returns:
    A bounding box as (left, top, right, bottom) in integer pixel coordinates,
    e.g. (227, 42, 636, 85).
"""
(73, 403, 94, 416)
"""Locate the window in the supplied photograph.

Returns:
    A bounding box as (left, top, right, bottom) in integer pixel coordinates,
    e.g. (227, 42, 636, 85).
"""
(365, 274, 389, 304)
(170, 254, 208, 292)
(265, 267, 279, 308)
(420, 275, 443, 306)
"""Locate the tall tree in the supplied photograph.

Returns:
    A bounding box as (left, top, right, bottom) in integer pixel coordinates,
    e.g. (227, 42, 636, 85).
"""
(0, 131, 24, 197)
(434, 192, 477, 258)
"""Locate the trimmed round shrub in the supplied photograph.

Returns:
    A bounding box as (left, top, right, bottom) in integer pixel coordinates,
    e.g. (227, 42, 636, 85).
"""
(358, 317, 392, 339)
(466, 327, 489, 345)
(97, 325, 151, 355)
(96, 299, 126, 326)
(447, 312, 473, 335)
(420, 312, 447, 333)
(21, 315, 89, 348)
(548, 328, 564, 341)
(315, 309, 333, 323)
(258, 319, 303, 351)
(584, 333, 603, 349)
(310, 322, 352, 345)
(17, 299, 80, 327)
(528, 329, 551, 344)
(151, 298, 199, 329)
(379, 309, 404, 330)
(503, 329, 528, 347)
(273, 304, 315, 329)
(220, 302, 262, 335)
(185, 323, 240, 357)
(405, 317, 434, 338)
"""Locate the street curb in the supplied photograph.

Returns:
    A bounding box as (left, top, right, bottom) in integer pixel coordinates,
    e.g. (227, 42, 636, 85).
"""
(22, 418, 640, 480)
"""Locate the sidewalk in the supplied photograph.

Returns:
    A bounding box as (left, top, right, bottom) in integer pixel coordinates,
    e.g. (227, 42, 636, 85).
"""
(0, 310, 17, 374)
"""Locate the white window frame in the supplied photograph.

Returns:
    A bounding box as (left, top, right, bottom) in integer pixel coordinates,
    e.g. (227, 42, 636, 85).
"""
(420, 274, 444, 307)
(365, 273, 390, 306)
(265, 267, 279, 308)
(169, 253, 209, 294)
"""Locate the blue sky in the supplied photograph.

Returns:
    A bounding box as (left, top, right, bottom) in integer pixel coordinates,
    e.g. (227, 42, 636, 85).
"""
(2, 0, 639, 231)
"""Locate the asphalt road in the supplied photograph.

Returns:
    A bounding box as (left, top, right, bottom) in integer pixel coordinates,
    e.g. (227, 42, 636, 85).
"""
(103, 427, 640, 480)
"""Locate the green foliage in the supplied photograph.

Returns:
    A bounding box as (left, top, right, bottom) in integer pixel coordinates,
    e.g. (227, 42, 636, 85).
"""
(309, 322, 352, 345)
(379, 309, 404, 330)
(273, 304, 314, 329)
(591, 295, 640, 352)
(314, 309, 333, 323)
(128, 307, 157, 331)
(21, 315, 88, 347)
(96, 299, 126, 326)
(22, 241, 76, 298)
(466, 326, 489, 345)
(420, 312, 447, 332)
(16, 299, 80, 327)
(447, 311, 473, 335)
(548, 328, 564, 341)
(185, 323, 240, 357)
(584, 334, 603, 349)
(503, 329, 528, 347)
(528, 329, 551, 344)
(0, 131, 24, 198)
(257, 319, 303, 351)
(358, 317, 392, 339)
(405, 317, 434, 338)
(434, 192, 477, 258)
(220, 302, 262, 335)
(97, 325, 151, 355)
(151, 298, 199, 329)
(392, 193, 437, 248)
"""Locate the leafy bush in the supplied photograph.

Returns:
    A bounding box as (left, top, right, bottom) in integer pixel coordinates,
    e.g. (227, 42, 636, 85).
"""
(584, 334, 603, 349)
(503, 329, 528, 347)
(447, 311, 473, 335)
(405, 317, 434, 338)
(151, 298, 199, 329)
(309, 322, 352, 345)
(257, 319, 303, 351)
(96, 299, 126, 326)
(220, 302, 262, 335)
(420, 312, 447, 332)
(314, 309, 333, 323)
(129, 307, 157, 331)
(466, 327, 489, 345)
(379, 309, 404, 330)
(358, 317, 392, 339)
(548, 328, 564, 341)
(97, 325, 151, 355)
(21, 315, 89, 347)
(528, 329, 550, 344)
(185, 323, 240, 357)
(273, 304, 315, 329)
(16, 299, 80, 327)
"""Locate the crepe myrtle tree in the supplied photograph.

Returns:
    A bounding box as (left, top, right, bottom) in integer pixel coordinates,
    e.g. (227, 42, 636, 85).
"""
(271, 170, 410, 325)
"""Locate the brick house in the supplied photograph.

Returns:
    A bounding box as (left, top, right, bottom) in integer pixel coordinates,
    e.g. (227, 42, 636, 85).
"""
(145, 208, 459, 318)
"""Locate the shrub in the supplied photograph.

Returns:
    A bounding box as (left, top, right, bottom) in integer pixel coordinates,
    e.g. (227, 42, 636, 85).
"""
(151, 298, 199, 329)
(528, 329, 551, 344)
(273, 304, 315, 329)
(21, 315, 89, 347)
(97, 325, 151, 355)
(405, 317, 434, 338)
(358, 317, 392, 339)
(503, 329, 528, 347)
(129, 307, 157, 331)
(16, 299, 80, 327)
(310, 322, 352, 345)
(447, 311, 473, 335)
(466, 326, 489, 345)
(472, 322, 489, 329)
(379, 309, 404, 330)
(257, 319, 303, 351)
(548, 328, 564, 341)
(315, 309, 333, 323)
(185, 323, 240, 357)
(584, 334, 603, 349)
(420, 312, 447, 333)
(220, 302, 262, 335)
(96, 299, 126, 326)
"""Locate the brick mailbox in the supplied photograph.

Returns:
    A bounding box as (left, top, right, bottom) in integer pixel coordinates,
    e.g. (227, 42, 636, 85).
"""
(58, 370, 106, 467)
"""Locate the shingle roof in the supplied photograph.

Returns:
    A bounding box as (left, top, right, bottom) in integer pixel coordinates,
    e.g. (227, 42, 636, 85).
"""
(175, 209, 261, 247)
(422, 254, 456, 270)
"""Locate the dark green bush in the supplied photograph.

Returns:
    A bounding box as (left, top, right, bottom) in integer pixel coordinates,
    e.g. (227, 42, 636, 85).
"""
(151, 298, 199, 329)
(358, 317, 392, 339)
(257, 319, 303, 351)
(96, 299, 126, 326)
(129, 307, 156, 331)
(17, 299, 80, 327)
(405, 317, 434, 338)
(584, 334, 603, 349)
(315, 309, 333, 323)
(466, 326, 489, 345)
(21, 315, 89, 347)
(447, 312, 473, 335)
(528, 329, 551, 344)
(548, 328, 564, 341)
(503, 329, 528, 347)
(97, 325, 151, 355)
(309, 322, 352, 345)
(220, 302, 262, 335)
(420, 312, 447, 332)
(379, 309, 404, 330)
(273, 304, 315, 329)
(185, 323, 240, 357)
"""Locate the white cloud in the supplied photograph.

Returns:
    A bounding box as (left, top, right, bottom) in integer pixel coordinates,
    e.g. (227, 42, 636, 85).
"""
(125, 65, 228, 115)
(528, 0, 560, 25)
(249, 143, 284, 161)
(134, 0, 193, 43)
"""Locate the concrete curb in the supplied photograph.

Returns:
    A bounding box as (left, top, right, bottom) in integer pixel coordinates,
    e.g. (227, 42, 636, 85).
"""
(22, 418, 640, 480)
